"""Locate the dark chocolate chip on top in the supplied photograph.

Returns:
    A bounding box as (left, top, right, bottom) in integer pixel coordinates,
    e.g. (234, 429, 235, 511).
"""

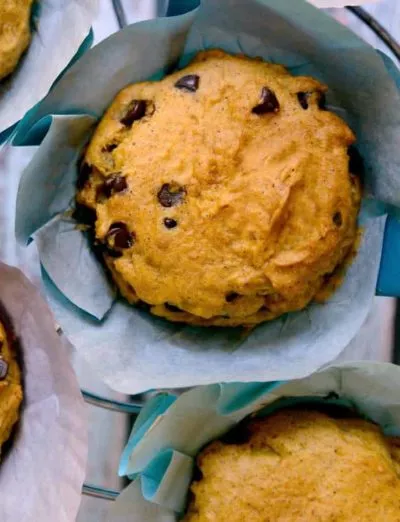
(174, 74, 200, 93)
(103, 143, 118, 153)
(318, 91, 326, 110)
(297, 90, 326, 110)
(225, 292, 239, 303)
(163, 217, 177, 229)
(297, 92, 311, 110)
(157, 183, 186, 207)
(97, 174, 128, 202)
(333, 212, 343, 227)
(120, 100, 147, 126)
(103, 174, 128, 198)
(106, 222, 135, 249)
(252, 87, 280, 115)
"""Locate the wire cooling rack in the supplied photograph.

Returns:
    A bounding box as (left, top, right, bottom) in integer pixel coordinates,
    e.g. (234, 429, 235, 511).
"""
(81, 0, 400, 502)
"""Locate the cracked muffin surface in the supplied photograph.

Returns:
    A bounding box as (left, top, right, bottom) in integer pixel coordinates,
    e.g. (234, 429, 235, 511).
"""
(0, 0, 33, 81)
(76, 49, 361, 327)
(184, 409, 400, 522)
(0, 313, 22, 460)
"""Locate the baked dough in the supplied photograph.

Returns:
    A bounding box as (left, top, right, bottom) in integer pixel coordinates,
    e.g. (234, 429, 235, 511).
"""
(185, 409, 400, 521)
(0, 0, 33, 81)
(77, 50, 361, 326)
(0, 311, 23, 459)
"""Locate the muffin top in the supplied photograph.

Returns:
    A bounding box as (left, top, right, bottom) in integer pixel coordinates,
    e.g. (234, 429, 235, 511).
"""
(0, 312, 23, 457)
(77, 50, 361, 327)
(0, 0, 33, 81)
(185, 409, 400, 522)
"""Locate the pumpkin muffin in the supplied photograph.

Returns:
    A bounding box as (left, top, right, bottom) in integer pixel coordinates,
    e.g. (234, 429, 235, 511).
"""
(185, 409, 400, 521)
(0, 309, 23, 459)
(76, 50, 361, 327)
(0, 0, 34, 81)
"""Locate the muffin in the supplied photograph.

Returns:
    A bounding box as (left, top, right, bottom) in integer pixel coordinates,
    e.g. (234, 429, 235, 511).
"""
(76, 49, 362, 327)
(0, 0, 33, 81)
(184, 409, 400, 521)
(0, 309, 23, 459)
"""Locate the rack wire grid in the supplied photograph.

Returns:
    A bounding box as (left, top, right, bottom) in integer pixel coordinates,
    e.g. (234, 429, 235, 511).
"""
(81, 0, 400, 503)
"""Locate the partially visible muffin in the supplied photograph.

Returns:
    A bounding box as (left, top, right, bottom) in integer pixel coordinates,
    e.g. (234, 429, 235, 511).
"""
(0, 311, 23, 459)
(184, 409, 400, 521)
(76, 49, 361, 327)
(0, 0, 34, 81)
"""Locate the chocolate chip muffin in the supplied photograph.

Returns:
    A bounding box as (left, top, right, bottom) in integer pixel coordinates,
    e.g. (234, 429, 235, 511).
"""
(0, 310, 22, 459)
(184, 409, 400, 522)
(76, 50, 361, 327)
(0, 0, 33, 81)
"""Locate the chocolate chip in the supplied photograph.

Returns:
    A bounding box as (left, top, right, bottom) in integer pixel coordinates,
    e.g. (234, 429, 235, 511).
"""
(258, 305, 269, 312)
(174, 74, 200, 92)
(348, 145, 364, 177)
(252, 87, 280, 115)
(333, 212, 343, 227)
(77, 161, 92, 189)
(297, 91, 310, 110)
(73, 203, 97, 226)
(104, 174, 128, 197)
(225, 292, 239, 303)
(165, 303, 182, 313)
(318, 91, 326, 110)
(297, 90, 326, 110)
(96, 174, 127, 202)
(102, 143, 118, 153)
(157, 183, 186, 207)
(120, 100, 147, 126)
(163, 217, 177, 229)
(106, 222, 135, 249)
(0, 359, 8, 380)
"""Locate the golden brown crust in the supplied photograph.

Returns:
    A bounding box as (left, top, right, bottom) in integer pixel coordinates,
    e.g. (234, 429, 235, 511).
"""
(0, 313, 23, 459)
(0, 0, 33, 81)
(77, 50, 361, 327)
(184, 409, 400, 522)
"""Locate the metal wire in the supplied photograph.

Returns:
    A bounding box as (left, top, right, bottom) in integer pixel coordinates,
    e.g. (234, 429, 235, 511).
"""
(82, 483, 120, 501)
(81, 2, 400, 503)
(81, 389, 141, 501)
(112, 0, 128, 28)
(346, 6, 400, 61)
(82, 389, 143, 414)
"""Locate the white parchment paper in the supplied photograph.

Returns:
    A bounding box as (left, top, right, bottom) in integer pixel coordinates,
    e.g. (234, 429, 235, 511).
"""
(0, 262, 87, 522)
(13, 0, 400, 394)
(0, 0, 98, 135)
(109, 361, 400, 521)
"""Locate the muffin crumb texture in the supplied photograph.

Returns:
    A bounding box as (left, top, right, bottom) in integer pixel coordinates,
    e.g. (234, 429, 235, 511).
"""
(77, 50, 361, 326)
(0, 0, 33, 81)
(184, 409, 400, 522)
(0, 317, 23, 459)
